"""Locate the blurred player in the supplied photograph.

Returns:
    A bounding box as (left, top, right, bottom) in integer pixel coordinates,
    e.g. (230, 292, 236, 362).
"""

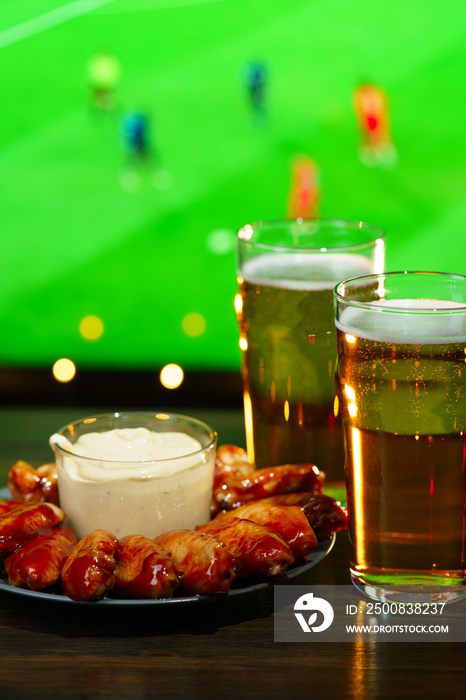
(353, 82, 397, 167)
(87, 50, 121, 113)
(287, 156, 321, 220)
(119, 111, 151, 190)
(244, 61, 268, 125)
(118, 112, 172, 192)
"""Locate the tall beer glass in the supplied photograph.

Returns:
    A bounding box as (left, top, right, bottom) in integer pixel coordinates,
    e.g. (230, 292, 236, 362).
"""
(236, 218, 385, 482)
(334, 271, 466, 601)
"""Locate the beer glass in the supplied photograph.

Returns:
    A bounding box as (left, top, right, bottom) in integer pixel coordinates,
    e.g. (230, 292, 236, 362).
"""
(235, 218, 385, 483)
(334, 271, 466, 601)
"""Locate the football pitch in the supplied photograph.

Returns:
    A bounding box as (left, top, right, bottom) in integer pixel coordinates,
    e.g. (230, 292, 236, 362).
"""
(1, 0, 466, 374)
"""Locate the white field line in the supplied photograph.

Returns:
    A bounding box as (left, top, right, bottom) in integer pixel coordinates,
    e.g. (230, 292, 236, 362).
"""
(0, 0, 116, 50)
(96, 0, 228, 14)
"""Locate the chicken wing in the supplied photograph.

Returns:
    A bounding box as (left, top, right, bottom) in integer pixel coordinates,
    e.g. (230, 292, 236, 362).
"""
(196, 518, 294, 579)
(259, 493, 348, 541)
(262, 493, 348, 542)
(5, 526, 77, 591)
(35, 463, 59, 505)
(0, 502, 65, 554)
(61, 529, 118, 601)
(154, 529, 237, 596)
(214, 445, 255, 489)
(212, 463, 324, 514)
(113, 535, 180, 599)
(7, 461, 59, 505)
(300, 493, 348, 541)
(214, 502, 317, 559)
(0, 500, 22, 517)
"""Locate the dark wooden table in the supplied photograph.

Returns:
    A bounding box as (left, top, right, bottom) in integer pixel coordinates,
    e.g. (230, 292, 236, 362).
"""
(0, 408, 464, 700)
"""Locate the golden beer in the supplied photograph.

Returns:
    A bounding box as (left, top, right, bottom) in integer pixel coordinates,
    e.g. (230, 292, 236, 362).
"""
(335, 274, 466, 598)
(237, 251, 378, 479)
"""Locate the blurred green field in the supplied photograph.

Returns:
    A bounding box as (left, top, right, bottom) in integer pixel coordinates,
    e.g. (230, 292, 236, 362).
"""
(1, 0, 466, 373)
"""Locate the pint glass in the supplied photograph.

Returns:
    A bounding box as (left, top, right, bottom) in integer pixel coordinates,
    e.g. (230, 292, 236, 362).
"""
(236, 219, 385, 482)
(334, 271, 466, 601)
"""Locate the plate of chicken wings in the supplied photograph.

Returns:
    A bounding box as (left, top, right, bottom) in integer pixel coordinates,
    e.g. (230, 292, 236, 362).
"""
(0, 445, 347, 606)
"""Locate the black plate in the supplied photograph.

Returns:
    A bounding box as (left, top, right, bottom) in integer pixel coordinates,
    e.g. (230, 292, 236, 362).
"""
(0, 487, 335, 607)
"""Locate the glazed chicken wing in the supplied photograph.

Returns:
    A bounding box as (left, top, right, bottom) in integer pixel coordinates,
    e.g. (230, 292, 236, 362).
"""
(0, 500, 22, 517)
(5, 526, 77, 591)
(214, 445, 255, 489)
(212, 463, 324, 514)
(0, 502, 65, 554)
(35, 463, 59, 505)
(300, 493, 348, 540)
(259, 493, 348, 541)
(197, 518, 294, 579)
(7, 461, 59, 506)
(155, 529, 237, 595)
(61, 529, 118, 601)
(214, 502, 317, 559)
(113, 535, 180, 599)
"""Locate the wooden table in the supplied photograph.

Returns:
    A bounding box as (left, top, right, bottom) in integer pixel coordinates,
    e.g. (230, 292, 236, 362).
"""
(0, 408, 464, 700)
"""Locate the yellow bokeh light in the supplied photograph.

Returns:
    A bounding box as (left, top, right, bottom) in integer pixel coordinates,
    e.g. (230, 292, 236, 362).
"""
(181, 312, 206, 338)
(52, 358, 76, 383)
(345, 334, 356, 344)
(234, 293, 243, 315)
(239, 336, 248, 351)
(160, 364, 184, 389)
(79, 315, 104, 341)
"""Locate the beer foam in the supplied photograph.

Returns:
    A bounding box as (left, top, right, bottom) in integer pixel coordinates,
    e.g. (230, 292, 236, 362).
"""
(336, 298, 466, 344)
(241, 253, 375, 290)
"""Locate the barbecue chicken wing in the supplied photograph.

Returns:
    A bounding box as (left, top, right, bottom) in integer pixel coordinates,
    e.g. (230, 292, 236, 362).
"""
(197, 518, 294, 579)
(214, 445, 255, 489)
(7, 461, 40, 502)
(155, 529, 237, 595)
(0, 502, 65, 554)
(61, 529, 118, 601)
(5, 526, 77, 591)
(214, 502, 317, 559)
(258, 493, 348, 540)
(113, 535, 180, 599)
(7, 461, 59, 505)
(212, 462, 324, 514)
(0, 500, 22, 517)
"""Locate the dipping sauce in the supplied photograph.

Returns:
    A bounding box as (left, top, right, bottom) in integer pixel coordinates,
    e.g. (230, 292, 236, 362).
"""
(49, 415, 217, 540)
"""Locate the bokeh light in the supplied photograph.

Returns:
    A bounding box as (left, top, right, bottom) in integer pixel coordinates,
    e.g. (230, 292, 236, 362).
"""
(205, 229, 235, 255)
(52, 358, 76, 383)
(182, 312, 206, 337)
(79, 315, 104, 341)
(160, 363, 184, 389)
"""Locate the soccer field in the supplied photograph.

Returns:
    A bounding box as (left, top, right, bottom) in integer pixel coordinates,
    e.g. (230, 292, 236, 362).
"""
(2, 0, 466, 375)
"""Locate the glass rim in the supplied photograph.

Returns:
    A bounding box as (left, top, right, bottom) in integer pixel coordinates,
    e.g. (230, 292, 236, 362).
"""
(50, 411, 218, 465)
(334, 270, 466, 314)
(237, 217, 386, 254)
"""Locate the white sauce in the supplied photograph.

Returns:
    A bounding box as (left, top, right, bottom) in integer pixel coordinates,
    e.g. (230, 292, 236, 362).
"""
(50, 428, 215, 539)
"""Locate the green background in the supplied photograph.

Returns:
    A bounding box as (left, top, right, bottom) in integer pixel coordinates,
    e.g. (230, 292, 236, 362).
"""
(1, 0, 466, 374)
